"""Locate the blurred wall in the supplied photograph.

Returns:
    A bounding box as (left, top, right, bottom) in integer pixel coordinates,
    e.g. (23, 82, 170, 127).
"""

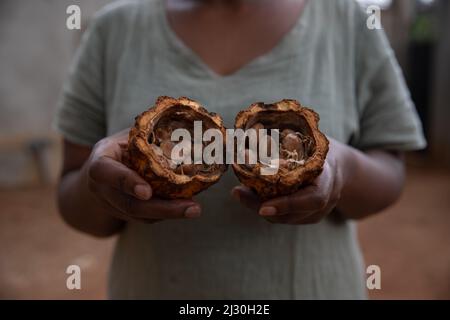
(0, 0, 112, 138)
(0, 0, 113, 187)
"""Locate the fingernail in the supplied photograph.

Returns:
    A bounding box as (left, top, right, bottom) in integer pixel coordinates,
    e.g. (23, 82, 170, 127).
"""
(184, 206, 201, 218)
(134, 184, 151, 200)
(259, 206, 277, 216)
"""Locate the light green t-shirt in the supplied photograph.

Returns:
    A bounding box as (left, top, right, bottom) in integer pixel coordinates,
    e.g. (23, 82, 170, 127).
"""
(55, 0, 426, 299)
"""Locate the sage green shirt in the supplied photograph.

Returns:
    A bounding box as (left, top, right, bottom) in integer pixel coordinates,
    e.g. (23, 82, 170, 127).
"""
(55, 0, 426, 299)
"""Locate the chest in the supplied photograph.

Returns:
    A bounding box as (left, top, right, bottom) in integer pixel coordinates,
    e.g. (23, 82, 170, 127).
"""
(105, 2, 359, 145)
(107, 58, 356, 145)
(165, 1, 306, 76)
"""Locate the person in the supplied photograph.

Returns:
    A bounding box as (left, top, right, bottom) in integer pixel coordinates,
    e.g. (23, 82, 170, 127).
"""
(54, 0, 426, 299)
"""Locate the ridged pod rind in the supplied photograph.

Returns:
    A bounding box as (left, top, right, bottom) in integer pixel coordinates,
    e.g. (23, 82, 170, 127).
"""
(125, 96, 227, 199)
(232, 99, 329, 200)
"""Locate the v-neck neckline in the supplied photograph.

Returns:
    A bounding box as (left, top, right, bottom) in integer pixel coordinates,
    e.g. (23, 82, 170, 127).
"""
(157, 0, 312, 80)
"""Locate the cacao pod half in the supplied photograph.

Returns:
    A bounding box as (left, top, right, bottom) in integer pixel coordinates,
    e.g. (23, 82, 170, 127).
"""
(126, 96, 227, 199)
(232, 99, 329, 200)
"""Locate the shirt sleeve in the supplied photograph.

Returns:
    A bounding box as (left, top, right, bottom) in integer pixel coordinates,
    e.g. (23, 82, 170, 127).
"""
(53, 15, 106, 147)
(352, 4, 427, 151)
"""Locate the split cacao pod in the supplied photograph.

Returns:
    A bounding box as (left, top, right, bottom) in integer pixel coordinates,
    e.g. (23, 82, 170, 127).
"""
(232, 99, 329, 200)
(125, 96, 227, 199)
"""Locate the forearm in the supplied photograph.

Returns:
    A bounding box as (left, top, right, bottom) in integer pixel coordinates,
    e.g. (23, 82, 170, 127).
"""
(335, 141, 405, 220)
(57, 164, 125, 237)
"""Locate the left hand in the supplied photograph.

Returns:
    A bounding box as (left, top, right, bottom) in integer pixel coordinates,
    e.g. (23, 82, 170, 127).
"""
(232, 138, 345, 224)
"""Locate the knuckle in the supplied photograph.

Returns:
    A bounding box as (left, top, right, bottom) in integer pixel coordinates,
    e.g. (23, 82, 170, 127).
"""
(93, 138, 110, 150)
(87, 158, 102, 181)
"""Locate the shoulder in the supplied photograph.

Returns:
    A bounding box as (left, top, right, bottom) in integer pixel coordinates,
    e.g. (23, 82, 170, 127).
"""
(319, 0, 364, 14)
(314, 0, 365, 27)
(89, 0, 157, 35)
(94, 0, 149, 20)
(312, 0, 386, 56)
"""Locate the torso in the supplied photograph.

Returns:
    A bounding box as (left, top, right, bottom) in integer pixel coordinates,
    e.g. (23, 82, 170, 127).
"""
(104, 0, 366, 299)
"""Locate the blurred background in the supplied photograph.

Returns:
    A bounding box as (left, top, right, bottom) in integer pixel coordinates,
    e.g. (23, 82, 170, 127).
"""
(0, 0, 449, 299)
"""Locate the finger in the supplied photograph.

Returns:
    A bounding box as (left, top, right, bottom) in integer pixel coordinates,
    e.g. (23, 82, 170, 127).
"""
(231, 186, 261, 211)
(94, 190, 159, 223)
(93, 194, 134, 222)
(259, 177, 333, 216)
(267, 201, 336, 225)
(110, 128, 131, 144)
(127, 199, 202, 220)
(103, 188, 201, 219)
(89, 156, 152, 200)
(93, 134, 129, 160)
(259, 193, 298, 217)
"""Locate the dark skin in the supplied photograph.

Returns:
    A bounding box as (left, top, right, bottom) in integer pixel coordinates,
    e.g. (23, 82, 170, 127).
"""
(57, 0, 405, 237)
(166, 0, 307, 76)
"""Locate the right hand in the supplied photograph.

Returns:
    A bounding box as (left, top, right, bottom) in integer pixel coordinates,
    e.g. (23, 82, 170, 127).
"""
(85, 129, 202, 223)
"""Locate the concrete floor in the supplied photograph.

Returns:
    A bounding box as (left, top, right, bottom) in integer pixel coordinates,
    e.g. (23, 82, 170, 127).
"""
(1, 164, 449, 299)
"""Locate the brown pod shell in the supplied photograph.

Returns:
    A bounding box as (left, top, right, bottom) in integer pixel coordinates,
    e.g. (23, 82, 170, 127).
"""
(126, 96, 227, 199)
(232, 99, 329, 200)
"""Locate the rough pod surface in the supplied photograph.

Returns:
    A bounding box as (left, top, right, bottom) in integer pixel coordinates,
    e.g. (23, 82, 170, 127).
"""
(126, 96, 227, 199)
(232, 99, 329, 200)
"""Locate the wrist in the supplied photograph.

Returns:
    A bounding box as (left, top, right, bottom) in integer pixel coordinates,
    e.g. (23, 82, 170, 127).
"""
(328, 139, 356, 189)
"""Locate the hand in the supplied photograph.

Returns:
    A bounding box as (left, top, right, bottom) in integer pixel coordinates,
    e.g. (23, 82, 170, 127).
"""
(232, 138, 345, 225)
(85, 129, 202, 223)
